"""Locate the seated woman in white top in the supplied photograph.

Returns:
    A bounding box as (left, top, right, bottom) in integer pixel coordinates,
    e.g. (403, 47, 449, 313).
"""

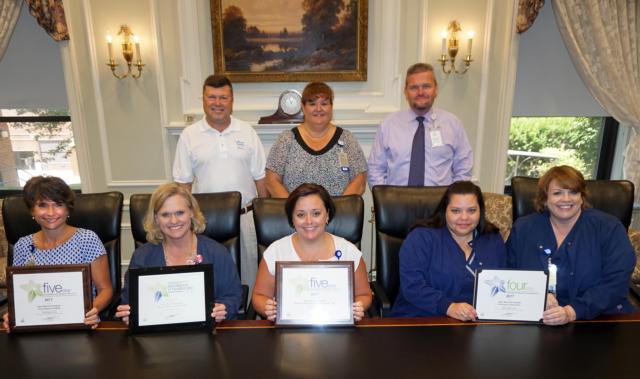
(252, 183, 372, 321)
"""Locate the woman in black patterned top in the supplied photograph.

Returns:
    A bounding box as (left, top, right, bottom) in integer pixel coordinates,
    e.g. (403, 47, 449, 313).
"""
(265, 82, 367, 197)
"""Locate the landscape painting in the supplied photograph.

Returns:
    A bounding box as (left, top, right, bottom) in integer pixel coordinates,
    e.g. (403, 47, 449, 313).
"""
(211, 0, 368, 82)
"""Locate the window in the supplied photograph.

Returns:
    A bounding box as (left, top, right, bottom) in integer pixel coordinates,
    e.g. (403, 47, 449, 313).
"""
(505, 116, 618, 188)
(0, 108, 79, 189)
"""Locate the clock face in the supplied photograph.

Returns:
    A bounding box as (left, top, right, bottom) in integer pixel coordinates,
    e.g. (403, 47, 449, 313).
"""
(279, 90, 302, 116)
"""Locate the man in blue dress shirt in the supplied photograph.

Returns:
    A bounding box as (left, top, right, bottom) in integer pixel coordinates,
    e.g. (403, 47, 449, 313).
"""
(368, 63, 473, 187)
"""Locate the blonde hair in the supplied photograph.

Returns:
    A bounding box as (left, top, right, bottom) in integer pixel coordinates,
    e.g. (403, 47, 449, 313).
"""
(144, 183, 206, 244)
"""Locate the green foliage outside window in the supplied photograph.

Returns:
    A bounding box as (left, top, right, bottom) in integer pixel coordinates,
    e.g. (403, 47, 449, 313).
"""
(506, 117, 603, 181)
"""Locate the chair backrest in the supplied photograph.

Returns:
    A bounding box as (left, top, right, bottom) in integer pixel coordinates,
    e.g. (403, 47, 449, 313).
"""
(511, 176, 635, 229)
(129, 191, 242, 279)
(252, 195, 365, 263)
(372, 185, 448, 306)
(2, 192, 124, 295)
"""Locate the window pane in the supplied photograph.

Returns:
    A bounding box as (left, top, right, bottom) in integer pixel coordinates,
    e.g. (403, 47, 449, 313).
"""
(0, 108, 80, 189)
(505, 117, 604, 184)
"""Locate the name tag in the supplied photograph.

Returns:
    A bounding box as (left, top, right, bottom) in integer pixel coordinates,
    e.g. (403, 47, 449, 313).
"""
(338, 152, 349, 172)
(548, 260, 557, 294)
(430, 129, 443, 147)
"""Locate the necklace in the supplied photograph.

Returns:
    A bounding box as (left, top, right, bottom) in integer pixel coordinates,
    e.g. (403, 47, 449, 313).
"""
(163, 234, 200, 266)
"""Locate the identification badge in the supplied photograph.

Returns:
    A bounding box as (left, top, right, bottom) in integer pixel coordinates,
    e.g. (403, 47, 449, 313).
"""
(547, 259, 557, 294)
(338, 152, 349, 172)
(430, 129, 443, 147)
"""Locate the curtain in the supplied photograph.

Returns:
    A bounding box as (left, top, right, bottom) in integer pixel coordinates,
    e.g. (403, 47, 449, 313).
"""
(24, 0, 68, 42)
(553, 0, 640, 203)
(517, 0, 545, 33)
(0, 0, 22, 61)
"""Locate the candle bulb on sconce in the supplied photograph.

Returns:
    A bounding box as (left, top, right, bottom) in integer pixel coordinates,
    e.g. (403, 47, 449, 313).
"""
(106, 34, 114, 62)
(105, 25, 145, 79)
(133, 35, 141, 63)
(437, 20, 474, 75)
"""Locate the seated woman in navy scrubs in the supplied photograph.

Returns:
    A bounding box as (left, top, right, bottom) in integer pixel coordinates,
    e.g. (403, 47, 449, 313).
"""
(507, 165, 635, 325)
(391, 181, 506, 321)
(115, 183, 243, 324)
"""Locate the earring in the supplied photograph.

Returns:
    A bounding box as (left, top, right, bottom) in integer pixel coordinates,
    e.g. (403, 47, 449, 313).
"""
(31, 216, 35, 220)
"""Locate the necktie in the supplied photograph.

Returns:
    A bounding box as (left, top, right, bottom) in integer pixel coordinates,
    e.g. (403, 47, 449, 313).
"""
(408, 116, 426, 186)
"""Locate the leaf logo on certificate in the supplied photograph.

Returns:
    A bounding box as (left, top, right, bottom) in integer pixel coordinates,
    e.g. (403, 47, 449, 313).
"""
(474, 269, 548, 322)
(150, 283, 169, 303)
(20, 280, 44, 303)
(484, 276, 506, 297)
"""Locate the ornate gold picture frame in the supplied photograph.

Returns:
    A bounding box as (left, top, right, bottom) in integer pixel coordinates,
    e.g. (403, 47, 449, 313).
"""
(211, 0, 368, 82)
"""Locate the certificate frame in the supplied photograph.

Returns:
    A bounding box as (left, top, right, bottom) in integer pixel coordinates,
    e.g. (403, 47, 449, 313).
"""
(128, 264, 214, 334)
(6, 264, 92, 333)
(275, 261, 354, 327)
(474, 268, 548, 323)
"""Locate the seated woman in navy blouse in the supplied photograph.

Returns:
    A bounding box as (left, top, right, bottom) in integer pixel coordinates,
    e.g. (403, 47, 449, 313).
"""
(115, 183, 243, 323)
(2, 176, 112, 332)
(391, 181, 506, 320)
(507, 165, 636, 325)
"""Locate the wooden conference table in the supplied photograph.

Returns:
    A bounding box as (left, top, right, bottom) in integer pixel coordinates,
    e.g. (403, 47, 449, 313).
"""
(1, 314, 640, 379)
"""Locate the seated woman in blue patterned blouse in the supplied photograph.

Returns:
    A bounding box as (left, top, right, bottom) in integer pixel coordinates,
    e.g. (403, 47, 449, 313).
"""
(2, 176, 113, 332)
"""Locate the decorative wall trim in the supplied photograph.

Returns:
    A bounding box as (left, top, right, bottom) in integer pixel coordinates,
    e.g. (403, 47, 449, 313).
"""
(106, 180, 167, 187)
(164, 121, 380, 153)
(177, 0, 204, 116)
(472, 0, 495, 181)
(417, 0, 430, 63)
(150, 0, 173, 180)
(59, 36, 95, 193)
(81, 1, 115, 187)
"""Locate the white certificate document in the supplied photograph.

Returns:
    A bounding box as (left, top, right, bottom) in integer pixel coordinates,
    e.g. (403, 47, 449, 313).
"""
(137, 272, 206, 326)
(474, 269, 548, 322)
(12, 271, 86, 327)
(277, 262, 354, 326)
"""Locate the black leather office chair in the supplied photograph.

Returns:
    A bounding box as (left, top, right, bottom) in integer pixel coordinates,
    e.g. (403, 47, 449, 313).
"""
(252, 195, 365, 263)
(129, 191, 247, 315)
(371, 185, 448, 317)
(2, 192, 124, 319)
(511, 176, 635, 229)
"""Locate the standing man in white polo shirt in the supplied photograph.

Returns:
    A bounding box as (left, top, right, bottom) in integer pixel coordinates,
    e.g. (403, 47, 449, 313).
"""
(173, 74, 268, 294)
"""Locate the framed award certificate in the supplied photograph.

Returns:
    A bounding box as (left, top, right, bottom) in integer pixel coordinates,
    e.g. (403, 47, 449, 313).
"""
(275, 261, 354, 327)
(474, 269, 548, 322)
(6, 264, 92, 333)
(128, 264, 214, 334)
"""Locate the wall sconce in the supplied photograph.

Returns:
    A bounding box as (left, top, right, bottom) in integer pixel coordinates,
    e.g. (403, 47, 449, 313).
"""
(106, 25, 144, 79)
(438, 20, 474, 75)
